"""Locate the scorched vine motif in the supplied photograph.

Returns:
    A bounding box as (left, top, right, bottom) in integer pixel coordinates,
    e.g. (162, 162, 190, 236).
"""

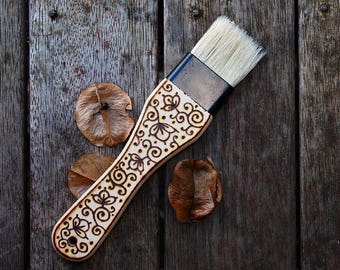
(53, 79, 212, 259)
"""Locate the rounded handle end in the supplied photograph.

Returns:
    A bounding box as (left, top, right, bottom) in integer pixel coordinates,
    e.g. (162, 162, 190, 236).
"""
(51, 217, 97, 261)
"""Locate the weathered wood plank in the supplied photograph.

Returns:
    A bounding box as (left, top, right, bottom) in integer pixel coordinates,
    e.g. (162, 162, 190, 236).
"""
(164, 1, 296, 269)
(299, 1, 339, 269)
(0, 1, 27, 269)
(29, 1, 159, 269)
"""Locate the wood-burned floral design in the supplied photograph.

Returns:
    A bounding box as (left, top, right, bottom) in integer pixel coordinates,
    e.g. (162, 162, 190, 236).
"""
(53, 79, 212, 260)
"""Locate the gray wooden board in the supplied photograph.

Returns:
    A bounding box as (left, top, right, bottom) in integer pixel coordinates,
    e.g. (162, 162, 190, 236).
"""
(163, 1, 297, 269)
(29, 1, 159, 269)
(299, 1, 340, 269)
(0, 1, 27, 269)
(1, 0, 338, 269)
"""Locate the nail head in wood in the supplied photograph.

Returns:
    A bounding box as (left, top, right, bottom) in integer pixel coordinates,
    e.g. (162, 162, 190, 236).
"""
(189, 6, 203, 20)
(192, 9, 200, 17)
(320, 3, 329, 13)
(48, 9, 58, 20)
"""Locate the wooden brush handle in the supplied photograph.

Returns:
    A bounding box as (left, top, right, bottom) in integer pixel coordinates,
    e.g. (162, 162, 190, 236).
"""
(52, 79, 212, 261)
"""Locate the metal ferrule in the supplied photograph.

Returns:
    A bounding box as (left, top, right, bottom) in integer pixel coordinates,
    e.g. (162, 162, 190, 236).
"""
(167, 53, 233, 114)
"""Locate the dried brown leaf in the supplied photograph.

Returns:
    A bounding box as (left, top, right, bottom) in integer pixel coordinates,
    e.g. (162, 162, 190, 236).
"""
(168, 158, 222, 223)
(75, 82, 134, 147)
(68, 153, 115, 199)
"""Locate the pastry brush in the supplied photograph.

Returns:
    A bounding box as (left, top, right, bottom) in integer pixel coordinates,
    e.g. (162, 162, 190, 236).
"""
(52, 16, 265, 261)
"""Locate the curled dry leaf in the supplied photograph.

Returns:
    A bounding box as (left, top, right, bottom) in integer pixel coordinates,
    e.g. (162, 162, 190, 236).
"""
(76, 82, 134, 147)
(168, 158, 222, 223)
(68, 153, 115, 199)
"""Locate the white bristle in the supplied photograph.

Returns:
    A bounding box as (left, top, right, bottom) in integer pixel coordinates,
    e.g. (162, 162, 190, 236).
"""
(191, 16, 265, 87)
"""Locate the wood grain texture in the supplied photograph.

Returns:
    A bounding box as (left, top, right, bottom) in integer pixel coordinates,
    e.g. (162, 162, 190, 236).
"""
(299, 1, 340, 269)
(0, 1, 27, 269)
(1, 1, 337, 268)
(164, 1, 296, 269)
(29, 1, 159, 269)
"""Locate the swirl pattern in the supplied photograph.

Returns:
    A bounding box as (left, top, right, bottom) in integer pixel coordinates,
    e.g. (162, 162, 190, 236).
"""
(53, 79, 212, 260)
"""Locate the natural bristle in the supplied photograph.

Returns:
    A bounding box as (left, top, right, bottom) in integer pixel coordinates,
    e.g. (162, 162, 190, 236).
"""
(191, 16, 265, 87)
